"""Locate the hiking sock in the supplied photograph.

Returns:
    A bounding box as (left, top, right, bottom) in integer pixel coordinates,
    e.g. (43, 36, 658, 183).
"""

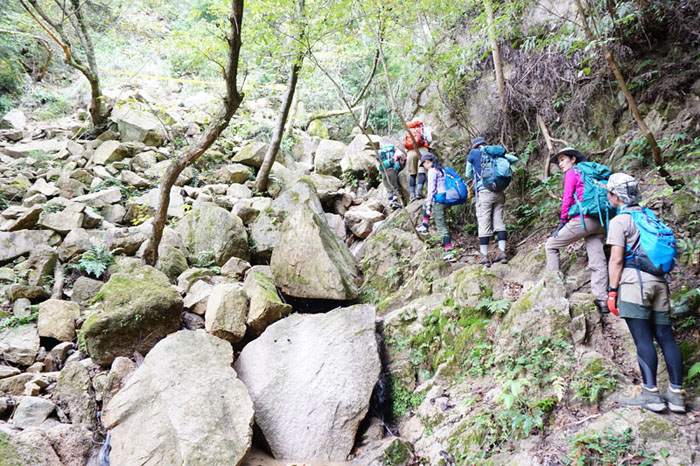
(479, 237, 489, 256)
(442, 236, 452, 248)
(496, 231, 507, 251)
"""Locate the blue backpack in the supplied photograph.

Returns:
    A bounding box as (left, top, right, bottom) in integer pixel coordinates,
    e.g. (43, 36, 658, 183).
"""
(479, 145, 511, 192)
(435, 167, 469, 205)
(620, 208, 677, 277)
(568, 162, 617, 230)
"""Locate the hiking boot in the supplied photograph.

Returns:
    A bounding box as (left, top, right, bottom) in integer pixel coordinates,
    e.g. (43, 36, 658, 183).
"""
(664, 387, 687, 414)
(620, 386, 666, 412)
(410, 194, 417, 202)
(596, 300, 610, 315)
(443, 252, 457, 263)
(477, 254, 491, 267)
(416, 224, 430, 237)
(494, 251, 508, 264)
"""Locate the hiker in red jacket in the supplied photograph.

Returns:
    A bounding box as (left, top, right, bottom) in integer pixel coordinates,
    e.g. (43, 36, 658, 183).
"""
(545, 147, 609, 314)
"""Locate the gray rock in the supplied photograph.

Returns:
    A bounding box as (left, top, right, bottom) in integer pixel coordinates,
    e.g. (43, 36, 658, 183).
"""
(92, 140, 129, 165)
(205, 283, 248, 342)
(156, 245, 188, 283)
(132, 151, 158, 171)
(0, 365, 21, 379)
(183, 279, 213, 315)
(271, 203, 360, 300)
(182, 311, 205, 330)
(27, 178, 60, 198)
(177, 268, 214, 292)
(13, 396, 55, 429)
(54, 362, 97, 430)
(3, 205, 43, 232)
(37, 208, 85, 234)
(102, 204, 126, 224)
(103, 330, 254, 466)
(7, 284, 47, 302)
(119, 170, 151, 188)
(131, 186, 184, 218)
(176, 202, 249, 265)
(1, 109, 27, 130)
(226, 183, 253, 199)
(111, 105, 166, 146)
(71, 187, 122, 209)
(3, 139, 67, 159)
(314, 139, 347, 177)
(233, 141, 268, 168)
(0, 373, 38, 395)
(12, 298, 32, 317)
(270, 179, 325, 219)
(79, 265, 183, 365)
(213, 163, 253, 184)
(220, 257, 251, 280)
(56, 176, 86, 199)
(243, 266, 291, 335)
(234, 305, 380, 461)
(101, 356, 136, 409)
(44, 341, 74, 372)
(38, 300, 81, 342)
(0, 426, 63, 465)
(249, 209, 281, 263)
(44, 423, 95, 466)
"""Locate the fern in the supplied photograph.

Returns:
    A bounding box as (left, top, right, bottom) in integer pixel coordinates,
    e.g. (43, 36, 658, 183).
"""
(71, 245, 114, 278)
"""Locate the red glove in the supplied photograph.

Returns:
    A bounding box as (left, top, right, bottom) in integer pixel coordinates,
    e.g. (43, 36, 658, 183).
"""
(607, 291, 619, 316)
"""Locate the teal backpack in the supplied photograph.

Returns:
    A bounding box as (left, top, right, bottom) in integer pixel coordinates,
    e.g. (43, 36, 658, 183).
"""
(435, 167, 469, 205)
(378, 144, 399, 171)
(479, 145, 511, 192)
(568, 162, 616, 229)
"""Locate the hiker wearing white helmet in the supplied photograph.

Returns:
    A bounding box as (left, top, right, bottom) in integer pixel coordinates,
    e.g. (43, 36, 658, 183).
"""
(605, 173, 685, 413)
(545, 147, 610, 314)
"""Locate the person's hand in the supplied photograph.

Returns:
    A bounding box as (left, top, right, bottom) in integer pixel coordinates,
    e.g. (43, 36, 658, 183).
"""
(551, 221, 567, 238)
(424, 202, 433, 218)
(607, 290, 619, 316)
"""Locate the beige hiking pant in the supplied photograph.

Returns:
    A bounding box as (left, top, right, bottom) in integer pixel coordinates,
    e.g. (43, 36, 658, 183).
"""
(476, 190, 506, 237)
(545, 216, 608, 301)
(407, 147, 429, 175)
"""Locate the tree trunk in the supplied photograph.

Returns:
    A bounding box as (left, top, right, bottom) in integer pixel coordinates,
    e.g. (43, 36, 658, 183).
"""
(255, 57, 303, 192)
(484, 0, 507, 137)
(573, 0, 682, 189)
(20, 0, 106, 128)
(143, 0, 245, 266)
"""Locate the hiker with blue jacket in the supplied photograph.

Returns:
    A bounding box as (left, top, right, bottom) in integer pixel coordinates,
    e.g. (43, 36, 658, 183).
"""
(605, 173, 686, 413)
(465, 136, 518, 265)
(377, 144, 402, 211)
(545, 147, 609, 314)
(416, 153, 457, 263)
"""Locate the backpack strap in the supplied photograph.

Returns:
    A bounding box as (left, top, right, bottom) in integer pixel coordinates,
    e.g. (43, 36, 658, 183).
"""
(571, 167, 586, 231)
(617, 210, 645, 297)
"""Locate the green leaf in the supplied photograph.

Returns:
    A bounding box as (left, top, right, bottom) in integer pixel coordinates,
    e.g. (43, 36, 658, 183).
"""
(688, 362, 700, 379)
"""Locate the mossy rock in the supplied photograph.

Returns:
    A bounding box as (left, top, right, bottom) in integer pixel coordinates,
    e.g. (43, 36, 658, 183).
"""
(307, 120, 329, 139)
(0, 430, 62, 465)
(175, 202, 249, 265)
(79, 265, 183, 366)
(362, 228, 423, 301)
(244, 267, 292, 335)
(156, 245, 188, 283)
(438, 265, 504, 308)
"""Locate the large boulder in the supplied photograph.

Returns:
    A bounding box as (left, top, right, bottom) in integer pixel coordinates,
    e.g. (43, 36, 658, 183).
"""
(0, 230, 59, 264)
(234, 305, 380, 461)
(79, 265, 183, 365)
(314, 139, 346, 177)
(270, 179, 325, 219)
(270, 203, 361, 300)
(0, 427, 63, 465)
(243, 266, 292, 335)
(111, 105, 166, 146)
(176, 202, 249, 265)
(341, 134, 381, 179)
(103, 330, 254, 466)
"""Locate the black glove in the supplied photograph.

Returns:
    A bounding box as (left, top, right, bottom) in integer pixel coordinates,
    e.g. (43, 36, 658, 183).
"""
(552, 221, 567, 238)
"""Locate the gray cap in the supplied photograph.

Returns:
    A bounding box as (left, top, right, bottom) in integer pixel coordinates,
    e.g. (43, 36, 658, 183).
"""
(471, 137, 486, 148)
(606, 173, 641, 205)
(419, 152, 435, 166)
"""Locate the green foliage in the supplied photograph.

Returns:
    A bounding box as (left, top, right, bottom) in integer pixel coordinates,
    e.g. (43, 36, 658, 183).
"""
(571, 360, 618, 404)
(70, 245, 114, 278)
(190, 250, 221, 274)
(567, 427, 657, 466)
(0, 310, 39, 330)
(390, 376, 425, 418)
(381, 439, 413, 466)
